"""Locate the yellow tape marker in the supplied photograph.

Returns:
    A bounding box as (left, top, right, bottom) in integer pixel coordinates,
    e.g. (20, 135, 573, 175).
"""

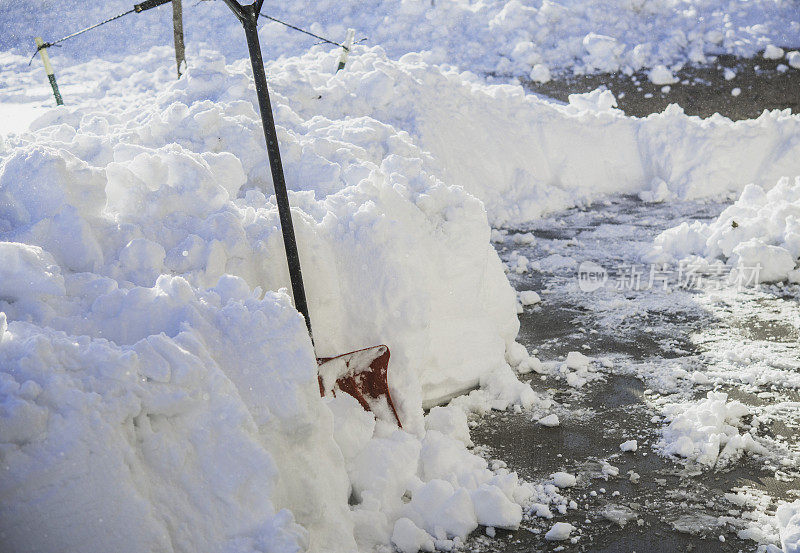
(36, 37, 64, 105)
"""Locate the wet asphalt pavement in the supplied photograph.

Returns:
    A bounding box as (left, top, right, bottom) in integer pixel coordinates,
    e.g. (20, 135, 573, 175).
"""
(468, 197, 800, 552)
(521, 52, 800, 119)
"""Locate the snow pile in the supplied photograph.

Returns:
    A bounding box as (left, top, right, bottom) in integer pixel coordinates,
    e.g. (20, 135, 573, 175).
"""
(8, 46, 800, 227)
(270, 48, 800, 226)
(333, 400, 532, 552)
(0, 280, 347, 553)
(4, 0, 799, 80)
(650, 177, 800, 284)
(0, 49, 543, 552)
(777, 500, 800, 553)
(657, 391, 766, 468)
(557, 351, 599, 388)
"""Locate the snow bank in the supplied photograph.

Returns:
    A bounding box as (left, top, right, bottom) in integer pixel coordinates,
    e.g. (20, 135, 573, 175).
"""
(657, 391, 766, 468)
(8, 45, 800, 226)
(0, 48, 543, 552)
(650, 177, 800, 283)
(258, 48, 800, 227)
(4, 48, 524, 411)
(3, 0, 799, 80)
(0, 280, 347, 553)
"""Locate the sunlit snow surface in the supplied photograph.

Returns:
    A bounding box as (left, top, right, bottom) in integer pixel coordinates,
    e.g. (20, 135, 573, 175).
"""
(0, 102, 45, 137)
(2, 0, 799, 79)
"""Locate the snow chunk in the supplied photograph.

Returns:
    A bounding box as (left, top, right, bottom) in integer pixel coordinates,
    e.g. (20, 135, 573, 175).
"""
(506, 341, 529, 367)
(568, 89, 618, 112)
(538, 414, 560, 427)
(529, 64, 552, 83)
(517, 356, 545, 375)
(582, 33, 621, 72)
(565, 351, 591, 370)
(764, 45, 785, 59)
(648, 65, 678, 85)
(601, 463, 620, 478)
(601, 504, 638, 527)
(519, 290, 541, 306)
(659, 391, 766, 468)
(545, 522, 575, 541)
(470, 484, 523, 529)
(512, 232, 536, 245)
(551, 472, 577, 488)
(620, 440, 638, 452)
(391, 518, 434, 553)
(404, 480, 478, 539)
(0, 242, 65, 303)
(731, 239, 796, 283)
(425, 406, 472, 447)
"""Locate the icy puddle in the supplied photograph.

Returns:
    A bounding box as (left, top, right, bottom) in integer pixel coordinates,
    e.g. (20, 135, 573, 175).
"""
(469, 196, 799, 552)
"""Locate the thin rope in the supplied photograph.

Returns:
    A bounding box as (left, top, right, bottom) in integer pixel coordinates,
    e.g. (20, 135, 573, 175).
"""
(259, 13, 348, 50)
(29, 0, 170, 65)
(312, 37, 368, 48)
(42, 8, 135, 50)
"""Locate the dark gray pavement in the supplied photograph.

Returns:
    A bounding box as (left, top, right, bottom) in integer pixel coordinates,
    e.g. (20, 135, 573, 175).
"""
(469, 197, 799, 552)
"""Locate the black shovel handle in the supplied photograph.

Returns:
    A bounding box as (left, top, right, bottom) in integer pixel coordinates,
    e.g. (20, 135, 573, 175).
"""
(222, 0, 314, 340)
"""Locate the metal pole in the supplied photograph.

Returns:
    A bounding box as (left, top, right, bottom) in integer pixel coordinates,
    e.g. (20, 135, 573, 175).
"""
(172, 0, 186, 78)
(234, 6, 313, 338)
(35, 37, 64, 106)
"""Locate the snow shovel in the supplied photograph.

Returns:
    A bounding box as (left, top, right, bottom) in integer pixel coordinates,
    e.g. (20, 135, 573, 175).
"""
(221, 0, 402, 427)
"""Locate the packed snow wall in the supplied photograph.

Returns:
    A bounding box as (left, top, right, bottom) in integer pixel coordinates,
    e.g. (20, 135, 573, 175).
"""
(0, 48, 536, 553)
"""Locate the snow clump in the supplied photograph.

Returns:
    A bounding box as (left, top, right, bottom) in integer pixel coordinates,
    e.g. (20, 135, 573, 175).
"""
(658, 392, 767, 468)
(519, 290, 542, 306)
(763, 45, 785, 59)
(538, 414, 561, 427)
(650, 177, 800, 284)
(648, 65, 678, 85)
(545, 521, 575, 541)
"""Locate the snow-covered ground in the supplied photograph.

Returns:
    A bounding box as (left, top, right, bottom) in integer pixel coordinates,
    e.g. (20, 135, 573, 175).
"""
(1, 1, 800, 552)
(3, 0, 800, 79)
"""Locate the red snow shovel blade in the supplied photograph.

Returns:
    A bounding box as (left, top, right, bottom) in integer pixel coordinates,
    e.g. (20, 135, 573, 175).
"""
(317, 345, 402, 428)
